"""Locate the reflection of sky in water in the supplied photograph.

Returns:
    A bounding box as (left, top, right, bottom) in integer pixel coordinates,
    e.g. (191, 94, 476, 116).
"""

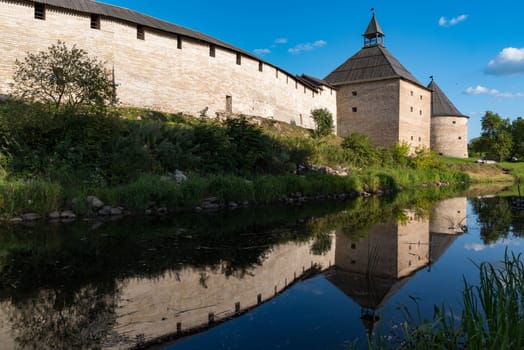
(465, 239, 522, 252)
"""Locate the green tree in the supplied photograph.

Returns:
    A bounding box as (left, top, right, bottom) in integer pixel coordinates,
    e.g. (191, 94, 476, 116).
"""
(511, 117, 524, 158)
(310, 108, 334, 138)
(10, 41, 116, 113)
(480, 111, 512, 161)
(468, 136, 486, 157)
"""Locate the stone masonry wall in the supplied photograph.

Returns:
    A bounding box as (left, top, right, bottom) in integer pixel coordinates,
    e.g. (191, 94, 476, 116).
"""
(398, 80, 432, 151)
(0, 0, 337, 129)
(336, 79, 431, 153)
(336, 79, 400, 147)
(431, 116, 469, 158)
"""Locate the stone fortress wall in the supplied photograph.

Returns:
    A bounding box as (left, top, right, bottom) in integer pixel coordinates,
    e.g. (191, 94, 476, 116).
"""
(0, 0, 337, 130)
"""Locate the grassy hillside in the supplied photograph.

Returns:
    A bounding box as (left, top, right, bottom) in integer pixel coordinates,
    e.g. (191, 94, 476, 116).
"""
(438, 156, 520, 183)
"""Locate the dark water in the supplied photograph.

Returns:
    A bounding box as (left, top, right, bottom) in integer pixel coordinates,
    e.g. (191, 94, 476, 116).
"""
(0, 191, 523, 349)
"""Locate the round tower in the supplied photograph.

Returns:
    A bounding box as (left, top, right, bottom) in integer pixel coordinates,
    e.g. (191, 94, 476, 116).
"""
(428, 79, 469, 158)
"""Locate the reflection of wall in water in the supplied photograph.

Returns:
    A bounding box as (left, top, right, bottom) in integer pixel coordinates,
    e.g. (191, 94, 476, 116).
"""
(0, 310, 15, 350)
(109, 235, 336, 348)
(430, 197, 467, 235)
(429, 197, 467, 263)
(335, 210, 430, 279)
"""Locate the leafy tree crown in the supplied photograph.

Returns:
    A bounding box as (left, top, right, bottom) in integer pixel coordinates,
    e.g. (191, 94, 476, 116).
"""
(10, 41, 116, 113)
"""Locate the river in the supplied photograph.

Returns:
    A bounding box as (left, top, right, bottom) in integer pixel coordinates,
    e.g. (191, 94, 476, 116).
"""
(0, 189, 522, 349)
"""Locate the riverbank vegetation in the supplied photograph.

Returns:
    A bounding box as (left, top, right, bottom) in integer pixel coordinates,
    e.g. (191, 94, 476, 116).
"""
(0, 98, 471, 219)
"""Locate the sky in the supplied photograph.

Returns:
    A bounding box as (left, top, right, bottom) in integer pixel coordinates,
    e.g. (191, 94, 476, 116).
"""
(98, 0, 524, 140)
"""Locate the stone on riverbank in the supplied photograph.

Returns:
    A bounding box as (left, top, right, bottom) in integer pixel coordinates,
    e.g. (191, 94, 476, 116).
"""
(87, 195, 104, 209)
(22, 213, 40, 221)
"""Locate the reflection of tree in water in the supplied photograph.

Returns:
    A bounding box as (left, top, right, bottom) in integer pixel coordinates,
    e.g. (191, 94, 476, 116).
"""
(310, 231, 333, 255)
(510, 204, 524, 238)
(3, 284, 121, 350)
(470, 197, 512, 244)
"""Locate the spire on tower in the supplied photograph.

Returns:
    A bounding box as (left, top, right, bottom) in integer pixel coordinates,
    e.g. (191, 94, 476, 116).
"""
(363, 10, 384, 47)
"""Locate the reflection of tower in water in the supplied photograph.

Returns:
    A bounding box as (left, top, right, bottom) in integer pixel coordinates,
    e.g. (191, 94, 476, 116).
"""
(325, 198, 467, 336)
(429, 197, 468, 266)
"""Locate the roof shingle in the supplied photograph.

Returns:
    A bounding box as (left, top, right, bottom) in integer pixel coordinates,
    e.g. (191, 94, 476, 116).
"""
(324, 45, 424, 88)
(428, 80, 468, 118)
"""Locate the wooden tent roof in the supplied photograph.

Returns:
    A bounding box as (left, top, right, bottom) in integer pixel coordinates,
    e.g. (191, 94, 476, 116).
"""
(363, 14, 384, 40)
(429, 232, 460, 264)
(428, 80, 468, 118)
(324, 45, 425, 88)
(324, 268, 410, 311)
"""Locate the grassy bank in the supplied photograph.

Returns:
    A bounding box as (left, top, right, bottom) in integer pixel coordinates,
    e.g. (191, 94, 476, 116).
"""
(0, 168, 468, 219)
(0, 100, 471, 219)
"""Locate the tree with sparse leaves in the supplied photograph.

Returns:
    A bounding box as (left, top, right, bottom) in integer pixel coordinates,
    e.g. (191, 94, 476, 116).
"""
(10, 41, 116, 113)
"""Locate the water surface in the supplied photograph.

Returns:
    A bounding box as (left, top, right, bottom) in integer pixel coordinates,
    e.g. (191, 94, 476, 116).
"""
(0, 192, 522, 349)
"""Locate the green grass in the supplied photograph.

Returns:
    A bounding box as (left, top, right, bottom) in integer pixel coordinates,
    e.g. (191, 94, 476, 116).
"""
(0, 168, 470, 218)
(0, 179, 61, 218)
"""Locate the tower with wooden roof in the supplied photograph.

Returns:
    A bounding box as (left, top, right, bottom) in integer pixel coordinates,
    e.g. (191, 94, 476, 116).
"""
(428, 79, 469, 158)
(325, 12, 431, 152)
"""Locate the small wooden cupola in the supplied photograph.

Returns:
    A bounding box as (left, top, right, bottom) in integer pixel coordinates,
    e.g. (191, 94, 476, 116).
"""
(363, 9, 385, 47)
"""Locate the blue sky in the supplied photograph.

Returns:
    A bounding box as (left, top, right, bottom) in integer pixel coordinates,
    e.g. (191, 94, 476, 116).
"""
(99, 0, 524, 140)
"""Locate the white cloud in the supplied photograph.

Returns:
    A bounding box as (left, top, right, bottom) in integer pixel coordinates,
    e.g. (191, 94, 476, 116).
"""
(464, 242, 486, 252)
(274, 38, 288, 44)
(464, 85, 498, 95)
(288, 40, 327, 54)
(465, 238, 521, 252)
(439, 14, 468, 27)
(254, 48, 271, 55)
(485, 47, 524, 75)
(464, 85, 523, 98)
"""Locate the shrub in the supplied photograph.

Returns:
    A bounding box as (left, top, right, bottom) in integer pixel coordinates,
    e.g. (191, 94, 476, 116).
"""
(410, 147, 442, 170)
(341, 132, 380, 166)
(392, 141, 410, 166)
